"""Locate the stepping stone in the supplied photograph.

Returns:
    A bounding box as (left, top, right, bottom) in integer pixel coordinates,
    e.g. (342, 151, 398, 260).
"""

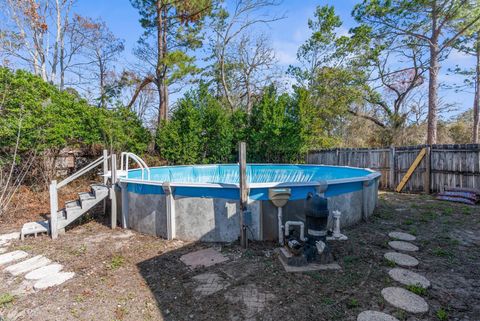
(388, 231, 416, 241)
(25, 264, 63, 280)
(388, 241, 419, 252)
(357, 311, 399, 321)
(381, 287, 428, 313)
(0, 250, 28, 265)
(192, 272, 230, 296)
(33, 272, 75, 290)
(0, 232, 20, 242)
(5, 255, 51, 276)
(384, 252, 419, 267)
(388, 268, 430, 288)
(0, 248, 7, 254)
(180, 248, 228, 269)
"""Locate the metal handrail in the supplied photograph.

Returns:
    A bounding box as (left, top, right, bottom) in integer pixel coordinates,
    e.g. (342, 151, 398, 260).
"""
(120, 152, 150, 180)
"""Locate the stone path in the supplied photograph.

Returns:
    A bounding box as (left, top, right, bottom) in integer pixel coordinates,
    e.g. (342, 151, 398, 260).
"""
(180, 248, 229, 269)
(225, 284, 275, 320)
(381, 287, 429, 313)
(357, 310, 399, 321)
(388, 240, 419, 252)
(384, 252, 419, 267)
(388, 231, 416, 241)
(388, 268, 430, 289)
(357, 231, 431, 319)
(192, 273, 230, 296)
(0, 232, 75, 292)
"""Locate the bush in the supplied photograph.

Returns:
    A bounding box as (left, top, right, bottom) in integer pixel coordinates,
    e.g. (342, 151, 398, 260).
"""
(0, 67, 150, 156)
(156, 85, 235, 164)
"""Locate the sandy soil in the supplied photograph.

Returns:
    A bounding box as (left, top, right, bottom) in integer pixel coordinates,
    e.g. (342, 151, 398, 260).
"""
(0, 192, 479, 321)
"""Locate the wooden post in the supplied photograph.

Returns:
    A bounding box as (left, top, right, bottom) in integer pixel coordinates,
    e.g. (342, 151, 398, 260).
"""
(389, 146, 396, 190)
(239, 142, 248, 249)
(424, 146, 431, 194)
(111, 153, 117, 229)
(49, 180, 58, 239)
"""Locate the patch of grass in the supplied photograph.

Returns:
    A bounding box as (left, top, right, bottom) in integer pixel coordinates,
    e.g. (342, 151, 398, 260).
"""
(347, 298, 359, 309)
(406, 284, 427, 296)
(462, 206, 472, 215)
(108, 255, 125, 270)
(74, 294, 85, 303)
(384, 259, 396, 267)
(403, 219, 414, 225)
(307, 272, 327, 282)
(432, 248, 453, 258)
(436, 308, 448, 320)
(321, 297, 334, 305)
(343, 255, 359, 265)
(408, 227, 418, 236)
(71, 244, 87, 256)
(443, 207, 454, 215)
(16, 245, 32, 251)
(0, 293, 15, 306)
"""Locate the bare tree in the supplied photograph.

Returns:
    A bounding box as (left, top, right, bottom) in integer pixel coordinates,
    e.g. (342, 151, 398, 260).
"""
(1, 0, 75, 86)
(69, 15, 125, 108)
(208, 0, 284, 111)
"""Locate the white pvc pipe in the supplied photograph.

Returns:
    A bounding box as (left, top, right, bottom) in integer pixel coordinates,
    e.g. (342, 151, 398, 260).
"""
(284, 221, 306, 241)
(277, 207, 283, 245)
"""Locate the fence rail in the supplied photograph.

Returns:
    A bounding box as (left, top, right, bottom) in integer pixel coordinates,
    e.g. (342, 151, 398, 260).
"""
(307, 144, 480, 193)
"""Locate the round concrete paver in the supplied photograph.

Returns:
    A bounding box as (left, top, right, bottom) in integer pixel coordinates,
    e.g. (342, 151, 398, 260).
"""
(384, 252, 419, 267)
(381, 287, 428, 313)
(388, 241, 419, 252)
(25, 264, 63, 280)
(388, 231, 416, 241)
(357, 311, 399, 321)
(388, 268, 430, 288)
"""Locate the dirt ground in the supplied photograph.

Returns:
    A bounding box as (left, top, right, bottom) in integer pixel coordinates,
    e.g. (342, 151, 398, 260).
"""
(0, 192, 479, 321)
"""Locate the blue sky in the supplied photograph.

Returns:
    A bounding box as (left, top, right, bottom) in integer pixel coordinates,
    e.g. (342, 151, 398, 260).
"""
(74, 0, 474, 119)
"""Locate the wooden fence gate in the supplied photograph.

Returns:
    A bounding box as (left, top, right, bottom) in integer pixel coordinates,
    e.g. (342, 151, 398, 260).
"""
(307, 144, 480, 193)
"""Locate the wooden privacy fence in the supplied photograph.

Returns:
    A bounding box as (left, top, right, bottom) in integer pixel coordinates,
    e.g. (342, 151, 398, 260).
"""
(307, 144, 480, 193)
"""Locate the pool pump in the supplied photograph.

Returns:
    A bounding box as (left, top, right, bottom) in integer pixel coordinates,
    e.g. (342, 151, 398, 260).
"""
(276, 191, 347, 267)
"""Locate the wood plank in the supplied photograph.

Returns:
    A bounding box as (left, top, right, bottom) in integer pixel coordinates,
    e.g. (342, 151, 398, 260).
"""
(395, 148, 427, 193)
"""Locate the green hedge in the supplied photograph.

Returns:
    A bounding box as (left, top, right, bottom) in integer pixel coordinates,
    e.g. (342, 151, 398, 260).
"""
(0, 67, 150, 157)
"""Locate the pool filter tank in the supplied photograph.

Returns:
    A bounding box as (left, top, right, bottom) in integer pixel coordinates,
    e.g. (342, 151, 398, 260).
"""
(276, 190, 334, 266)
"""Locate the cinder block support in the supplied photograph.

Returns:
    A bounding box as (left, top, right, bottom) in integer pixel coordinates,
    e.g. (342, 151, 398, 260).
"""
(162, 182, 176, 240)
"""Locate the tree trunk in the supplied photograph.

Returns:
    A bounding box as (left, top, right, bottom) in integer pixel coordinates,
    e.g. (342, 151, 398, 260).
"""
(427, 44, 440, 145)
(99, 59, 106, 109)
(473, 33, 480, 144)
(155, 0, 168, 126)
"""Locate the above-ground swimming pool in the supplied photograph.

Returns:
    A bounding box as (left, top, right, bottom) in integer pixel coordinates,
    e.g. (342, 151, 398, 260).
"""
(117, 164, 381, 242)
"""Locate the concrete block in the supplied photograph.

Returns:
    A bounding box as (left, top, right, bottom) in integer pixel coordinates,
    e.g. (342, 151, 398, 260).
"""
(5, 255, 51, 276)
(0, 250, 28, 265)
(34, 272, 75, 290)
(25, 264, 63, 280)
